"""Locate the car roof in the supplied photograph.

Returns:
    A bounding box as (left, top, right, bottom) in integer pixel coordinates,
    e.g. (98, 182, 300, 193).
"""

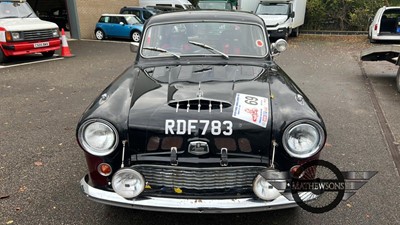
(101, 14, 138, 17)
(121, 6, 147, 10)
(146, 10, 264, 25)
(383, 6, 400, 9)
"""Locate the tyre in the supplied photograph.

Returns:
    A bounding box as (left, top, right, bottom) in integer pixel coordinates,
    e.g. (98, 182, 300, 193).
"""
(131, 31, 141, 42)
(283, 28, 289, 40)
(369, 37, 376, 43)
(95, 29, 105, 40)
(0, 49, 8, 63)
(291, 27, 300, 37)
(369, 33, 376, 43)
(396, 67, 400, 93)
(65, 23, 70, 31)
(42, 50, 55, 57)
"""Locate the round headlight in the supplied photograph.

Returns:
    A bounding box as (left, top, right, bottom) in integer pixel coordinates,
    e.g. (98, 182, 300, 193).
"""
(253, 174, 282, 201)
(282, 120, 325, 158)
(78, 119, 119, 156)
(272, 39, 288, 53)
(112, 169, 145, 199)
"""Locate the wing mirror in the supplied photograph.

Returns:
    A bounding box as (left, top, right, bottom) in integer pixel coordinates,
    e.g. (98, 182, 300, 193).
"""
(130, 42, 139, 53)
(271, 39, 288, 56)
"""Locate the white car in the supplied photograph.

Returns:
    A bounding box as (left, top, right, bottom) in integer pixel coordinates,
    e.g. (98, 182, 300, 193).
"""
(368, 6, 400, 42)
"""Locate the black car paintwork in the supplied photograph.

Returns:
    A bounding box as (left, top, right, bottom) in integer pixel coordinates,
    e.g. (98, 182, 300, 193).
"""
(77, 10, 326, 189)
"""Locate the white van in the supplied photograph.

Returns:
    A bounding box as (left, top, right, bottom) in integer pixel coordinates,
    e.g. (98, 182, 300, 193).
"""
(368, 6, 400, 43)
(0, 0, 60, 62)
(255, 0, 306, 39)
(139, 0, 194, 10)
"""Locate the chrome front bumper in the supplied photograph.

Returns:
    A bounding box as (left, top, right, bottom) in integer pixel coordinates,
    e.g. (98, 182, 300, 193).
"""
(80, 175, 314, 213)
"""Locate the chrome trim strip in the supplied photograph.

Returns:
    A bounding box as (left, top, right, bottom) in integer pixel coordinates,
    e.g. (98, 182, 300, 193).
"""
(80, 175, 314, 213)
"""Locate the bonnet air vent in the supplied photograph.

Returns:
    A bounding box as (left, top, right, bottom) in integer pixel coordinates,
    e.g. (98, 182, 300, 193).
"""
(169, 98, 231, 112)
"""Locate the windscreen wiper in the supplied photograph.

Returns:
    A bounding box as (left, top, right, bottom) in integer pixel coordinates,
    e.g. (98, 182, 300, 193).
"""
(143, 47, 180, 59)
(0, 16, 19, 19)
(188, 41, 229, 59)
(23, 13, 33, 18)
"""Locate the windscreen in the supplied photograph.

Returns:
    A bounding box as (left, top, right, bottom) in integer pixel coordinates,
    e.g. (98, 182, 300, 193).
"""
(144, 65, 265, 84)
(256, 3, 289, 15)
(0, 1, 37, 18)
(198, 2, 230, 10)
(125, 15, 142, 25)
(141, 22, 268, 58)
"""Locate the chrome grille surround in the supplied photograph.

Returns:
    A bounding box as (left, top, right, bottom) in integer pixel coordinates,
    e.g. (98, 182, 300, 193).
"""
(132, 165, 266, 190)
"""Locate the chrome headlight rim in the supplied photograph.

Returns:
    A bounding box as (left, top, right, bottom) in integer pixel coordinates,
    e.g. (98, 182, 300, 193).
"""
(111, 168, 145, 199)
(282, 120, 325, 159)
(78, 119, 119, 156)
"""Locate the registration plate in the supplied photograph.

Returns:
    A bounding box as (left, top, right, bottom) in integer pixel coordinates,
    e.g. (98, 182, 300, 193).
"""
(34, 42, 49, 48)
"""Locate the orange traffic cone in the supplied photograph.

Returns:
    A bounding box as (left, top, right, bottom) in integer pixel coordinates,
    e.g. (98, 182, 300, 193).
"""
(61, 28, 74, 57)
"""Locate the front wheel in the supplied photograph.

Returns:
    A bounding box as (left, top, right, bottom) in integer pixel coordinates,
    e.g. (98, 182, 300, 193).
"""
(95, 29, 105, 40)
(396, 67, 400, 93)
(65, 23, 70, 31)
(0, 49, 8, 63)
(42, 51, 55, 57)
(291, 27, 300, 37)
(284, 29, 289, 40)
(131, 31, 141, 42)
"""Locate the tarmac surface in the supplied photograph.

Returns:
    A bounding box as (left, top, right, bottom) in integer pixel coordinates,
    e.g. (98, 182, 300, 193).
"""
(1, 36, 400, 224)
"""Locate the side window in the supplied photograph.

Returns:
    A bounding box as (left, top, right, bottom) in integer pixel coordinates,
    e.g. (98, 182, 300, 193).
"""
(119, 17, 127, 24)
(132, 10, 141, 17)
(99, 16, 109, 23)
(176, 5, 183, 9)
(109, 16, 120, 24)
(143, 11, 152, 20)
(121, 10, 129, 14)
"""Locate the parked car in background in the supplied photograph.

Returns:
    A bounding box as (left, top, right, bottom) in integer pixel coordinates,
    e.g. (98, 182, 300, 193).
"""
(368, 6, 400, 43)
(79, 10, 327, 213)
(361, 45, 400, 92)
(0, 0, 60, 63)
(94, 14, 144, 42)
(119, 6, 158, 23)
(39, 7, 70, 31)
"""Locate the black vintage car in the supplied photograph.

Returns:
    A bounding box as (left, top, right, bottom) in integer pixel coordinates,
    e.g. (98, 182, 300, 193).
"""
(78, 10, 326, 213)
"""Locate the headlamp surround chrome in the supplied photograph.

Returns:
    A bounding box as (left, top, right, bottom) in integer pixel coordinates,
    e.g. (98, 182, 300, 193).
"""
(78, 119, 119, 156)
(282, 120, 325, 158)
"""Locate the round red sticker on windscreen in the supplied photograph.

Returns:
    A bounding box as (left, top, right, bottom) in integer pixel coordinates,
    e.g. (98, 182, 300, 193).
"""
(256, 40, 264, 47)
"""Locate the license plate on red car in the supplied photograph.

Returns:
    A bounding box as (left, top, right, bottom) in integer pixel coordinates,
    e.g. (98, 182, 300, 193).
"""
(34, 42, 49, 48)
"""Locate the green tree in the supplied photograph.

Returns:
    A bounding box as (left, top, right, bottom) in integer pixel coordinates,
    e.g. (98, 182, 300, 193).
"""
(304, 0, 400, 30)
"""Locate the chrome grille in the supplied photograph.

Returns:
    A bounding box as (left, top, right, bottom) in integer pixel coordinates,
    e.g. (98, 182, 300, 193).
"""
(132, 165, 266, 190)
(22, 30, 55, 41)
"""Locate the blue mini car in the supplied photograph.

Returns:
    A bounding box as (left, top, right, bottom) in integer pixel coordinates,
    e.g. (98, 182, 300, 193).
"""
(95, 14, 144, 42)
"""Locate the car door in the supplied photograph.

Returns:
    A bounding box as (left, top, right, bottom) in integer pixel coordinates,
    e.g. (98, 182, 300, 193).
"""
(113, 16, 132, 39)
(97, 16, 114, 36)
(106, 16, 123, 37)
